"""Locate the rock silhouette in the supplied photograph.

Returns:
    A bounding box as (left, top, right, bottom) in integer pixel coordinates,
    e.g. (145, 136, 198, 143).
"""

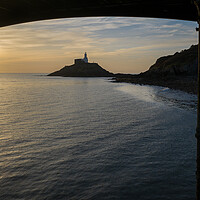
(48, 62, 114, 77)
(114, 45, 198, 94)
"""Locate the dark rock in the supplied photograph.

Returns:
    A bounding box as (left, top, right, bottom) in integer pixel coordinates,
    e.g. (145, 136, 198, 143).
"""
(147, 44, 198, 77)
(113, 45, 198, 94)
(48, 62, 114, 77)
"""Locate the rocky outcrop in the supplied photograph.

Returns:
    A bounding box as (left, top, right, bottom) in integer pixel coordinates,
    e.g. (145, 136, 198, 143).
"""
(48, 62, 114, 77)
(114, 45, 198, 94)
(143, 45, 197, 77)
(114, 75, 197, 94)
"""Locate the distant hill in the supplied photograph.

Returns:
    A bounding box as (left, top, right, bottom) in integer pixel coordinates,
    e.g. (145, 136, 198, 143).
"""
(143, 44, 197, 77)
(48, 62, 114, 77)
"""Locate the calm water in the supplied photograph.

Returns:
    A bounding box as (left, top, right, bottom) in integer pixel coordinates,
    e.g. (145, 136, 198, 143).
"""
(0, 73, 197, 200)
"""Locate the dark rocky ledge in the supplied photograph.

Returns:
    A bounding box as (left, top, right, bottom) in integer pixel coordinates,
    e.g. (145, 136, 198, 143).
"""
(114, 75, 197, 95)
(114, 45, 198, 95)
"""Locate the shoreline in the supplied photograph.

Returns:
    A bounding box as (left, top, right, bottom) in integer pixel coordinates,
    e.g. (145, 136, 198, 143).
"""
(113, 75, 197, 95)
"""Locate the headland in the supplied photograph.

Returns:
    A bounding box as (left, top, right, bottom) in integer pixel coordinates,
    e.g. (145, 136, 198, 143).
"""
(114, 45, 198, 95)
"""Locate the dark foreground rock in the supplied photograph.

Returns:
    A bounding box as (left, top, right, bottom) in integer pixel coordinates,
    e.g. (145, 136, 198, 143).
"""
(145, 44, 198, 77)
(48, 62, 114, 77)
(114, 45, 198, 95)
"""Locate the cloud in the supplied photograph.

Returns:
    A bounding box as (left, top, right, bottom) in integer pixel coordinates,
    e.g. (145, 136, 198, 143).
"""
(0, 17, 197, 73)
(161, 24, 182, 28)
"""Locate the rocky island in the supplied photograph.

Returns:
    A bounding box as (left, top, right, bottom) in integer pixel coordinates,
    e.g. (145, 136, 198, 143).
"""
(114, 45, 198, 94)
(48, 52, 114, 77)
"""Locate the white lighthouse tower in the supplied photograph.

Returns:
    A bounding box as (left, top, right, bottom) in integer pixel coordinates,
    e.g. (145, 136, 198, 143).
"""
(74, 52, 89, 64)
(83, 52, 88, 63)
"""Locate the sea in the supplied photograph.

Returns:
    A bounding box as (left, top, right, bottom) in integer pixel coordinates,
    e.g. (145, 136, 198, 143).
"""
(0, 73, 197, 200)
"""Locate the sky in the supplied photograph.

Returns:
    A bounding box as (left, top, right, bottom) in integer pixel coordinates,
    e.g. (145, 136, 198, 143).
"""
(0, 17, 198, 74)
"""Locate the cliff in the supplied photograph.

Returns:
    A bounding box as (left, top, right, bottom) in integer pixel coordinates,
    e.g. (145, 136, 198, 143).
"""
(142, 44, 197, 77)
(48, 62, 114, 77)
(114, 45, 198, 94)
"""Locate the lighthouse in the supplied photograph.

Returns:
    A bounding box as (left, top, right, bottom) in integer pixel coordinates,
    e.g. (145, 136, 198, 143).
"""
(74, 52, 89, 64)
(83, 52, 88, 63)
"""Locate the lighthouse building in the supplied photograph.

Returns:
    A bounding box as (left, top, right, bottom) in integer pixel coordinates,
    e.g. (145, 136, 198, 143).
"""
(74, 52, 89, 64)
